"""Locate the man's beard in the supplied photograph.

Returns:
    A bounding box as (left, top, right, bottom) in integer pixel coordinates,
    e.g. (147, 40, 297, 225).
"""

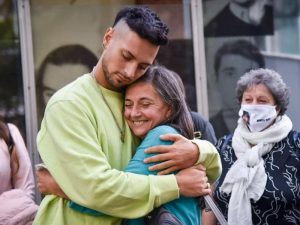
(102, 64, 114, 87)
(102, 58, 124, 91)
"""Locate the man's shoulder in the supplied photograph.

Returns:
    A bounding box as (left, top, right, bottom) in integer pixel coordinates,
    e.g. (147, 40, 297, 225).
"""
(42, 74, 100, 122)
(47, 74, 92, 105)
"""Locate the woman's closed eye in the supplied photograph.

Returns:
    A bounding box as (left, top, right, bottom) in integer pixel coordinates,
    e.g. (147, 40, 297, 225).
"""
(243, 97, 253, 103)
(140, 100, 153, 108)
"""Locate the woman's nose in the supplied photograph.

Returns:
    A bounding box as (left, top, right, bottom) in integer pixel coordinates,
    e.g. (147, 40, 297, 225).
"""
(131, 106, 141, 117)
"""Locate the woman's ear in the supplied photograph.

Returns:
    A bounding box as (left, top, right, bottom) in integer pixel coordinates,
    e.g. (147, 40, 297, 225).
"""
(166, 107, 172, 120)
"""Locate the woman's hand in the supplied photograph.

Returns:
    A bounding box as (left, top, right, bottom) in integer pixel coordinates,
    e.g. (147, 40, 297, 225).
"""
(36, 169, 69, 199)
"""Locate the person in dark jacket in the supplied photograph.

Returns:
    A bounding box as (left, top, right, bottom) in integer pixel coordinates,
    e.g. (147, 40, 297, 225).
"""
(191, 111, 216, 144)
(206, 68, 300, 225)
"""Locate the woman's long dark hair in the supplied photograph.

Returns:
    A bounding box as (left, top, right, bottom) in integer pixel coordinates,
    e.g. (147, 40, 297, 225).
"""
(132, 65, 194, 139)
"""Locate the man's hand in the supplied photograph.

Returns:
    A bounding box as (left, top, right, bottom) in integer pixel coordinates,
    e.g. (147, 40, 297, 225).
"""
(144, 133, 199, 175)
(175, 164, 211, 197)
(36, 169, 69, 199)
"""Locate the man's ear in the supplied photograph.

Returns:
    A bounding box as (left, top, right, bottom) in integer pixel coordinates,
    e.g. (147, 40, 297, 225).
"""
(103, 27, 114, 48)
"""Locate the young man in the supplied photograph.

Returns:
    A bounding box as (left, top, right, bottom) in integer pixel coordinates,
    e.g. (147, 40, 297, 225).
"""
(34, 6, 221, 225)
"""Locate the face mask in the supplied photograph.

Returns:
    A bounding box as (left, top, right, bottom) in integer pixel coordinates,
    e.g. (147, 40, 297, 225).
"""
(238, 104, 277, 132)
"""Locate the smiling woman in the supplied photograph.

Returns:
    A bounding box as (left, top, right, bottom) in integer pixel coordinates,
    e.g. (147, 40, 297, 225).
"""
(124, 65, 195, 140)
(124, 81, 172, 139)
(122, 65, 199, 225)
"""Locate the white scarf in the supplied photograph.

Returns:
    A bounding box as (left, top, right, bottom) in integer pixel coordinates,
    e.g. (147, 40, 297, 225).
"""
(220, 115, 293, 225)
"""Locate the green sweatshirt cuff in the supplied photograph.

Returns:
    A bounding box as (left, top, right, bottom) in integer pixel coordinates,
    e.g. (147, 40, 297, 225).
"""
(191, 139, 212, 164)
(150, 174, 179, 207)
(191, 139, 222, 183)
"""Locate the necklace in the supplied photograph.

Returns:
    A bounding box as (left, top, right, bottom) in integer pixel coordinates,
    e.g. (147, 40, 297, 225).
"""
(91, 68, 125, 142)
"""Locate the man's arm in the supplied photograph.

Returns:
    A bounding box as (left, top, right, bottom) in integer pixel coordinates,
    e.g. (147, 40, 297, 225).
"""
(126, 126, 211, 197)
(191, 139, 222, 183)
(143, 134, 222, 183)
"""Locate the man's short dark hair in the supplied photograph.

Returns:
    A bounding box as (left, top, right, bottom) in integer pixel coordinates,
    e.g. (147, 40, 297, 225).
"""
(214, 40, 265, 77)
(113, 6, 169, 45)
